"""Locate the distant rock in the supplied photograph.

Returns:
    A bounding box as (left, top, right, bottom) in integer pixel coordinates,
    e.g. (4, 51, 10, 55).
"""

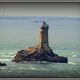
(0, 62, 6, 66)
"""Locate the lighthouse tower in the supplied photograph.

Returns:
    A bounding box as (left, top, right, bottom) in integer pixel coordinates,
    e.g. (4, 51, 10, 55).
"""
(40, 21, 49, 48)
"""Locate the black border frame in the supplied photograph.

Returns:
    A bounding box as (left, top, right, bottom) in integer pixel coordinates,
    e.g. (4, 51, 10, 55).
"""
(0, 0, 80, 2)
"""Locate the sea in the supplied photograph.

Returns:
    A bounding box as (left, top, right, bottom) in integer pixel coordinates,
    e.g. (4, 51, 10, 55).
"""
(0, 16, 80, 78)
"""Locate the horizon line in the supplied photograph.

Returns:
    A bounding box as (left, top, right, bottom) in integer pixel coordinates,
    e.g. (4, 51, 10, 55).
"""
(0, 16, 80, 19)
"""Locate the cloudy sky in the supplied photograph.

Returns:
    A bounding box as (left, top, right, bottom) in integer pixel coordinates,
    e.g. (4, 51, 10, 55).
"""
(0, 3, 80, 17)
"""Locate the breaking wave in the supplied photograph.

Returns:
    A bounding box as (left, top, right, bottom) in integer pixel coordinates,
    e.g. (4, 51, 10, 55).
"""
(0, 59, 12, 62)
(68, 62, 76, 65)
(72, 55, 77, 57)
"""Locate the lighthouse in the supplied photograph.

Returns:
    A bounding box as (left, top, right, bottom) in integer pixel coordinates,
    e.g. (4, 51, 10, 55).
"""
(40, 21, 49, 48)
(13, 21, 68, 63)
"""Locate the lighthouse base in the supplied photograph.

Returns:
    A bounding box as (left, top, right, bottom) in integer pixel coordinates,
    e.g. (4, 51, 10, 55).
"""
(12, 45, 68, 63)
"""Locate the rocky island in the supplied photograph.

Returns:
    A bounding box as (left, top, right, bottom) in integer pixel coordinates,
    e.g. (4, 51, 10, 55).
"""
(12, 22, 68, 63)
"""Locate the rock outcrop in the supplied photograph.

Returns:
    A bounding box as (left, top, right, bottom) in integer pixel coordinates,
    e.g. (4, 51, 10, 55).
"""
(0, 62, 6, 66)
(12, 45, 68, 63)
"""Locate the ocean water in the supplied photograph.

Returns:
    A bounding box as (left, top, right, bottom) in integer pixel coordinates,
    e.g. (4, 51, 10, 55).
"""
(0, 16, 80, 78)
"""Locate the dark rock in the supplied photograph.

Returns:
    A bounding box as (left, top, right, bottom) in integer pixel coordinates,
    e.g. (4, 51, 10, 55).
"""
(0, 62, 6, 66)
(12, 48, 68, 63)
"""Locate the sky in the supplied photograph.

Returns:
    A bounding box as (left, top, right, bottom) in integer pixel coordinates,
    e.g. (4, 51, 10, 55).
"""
(0, 3, 80, 17)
